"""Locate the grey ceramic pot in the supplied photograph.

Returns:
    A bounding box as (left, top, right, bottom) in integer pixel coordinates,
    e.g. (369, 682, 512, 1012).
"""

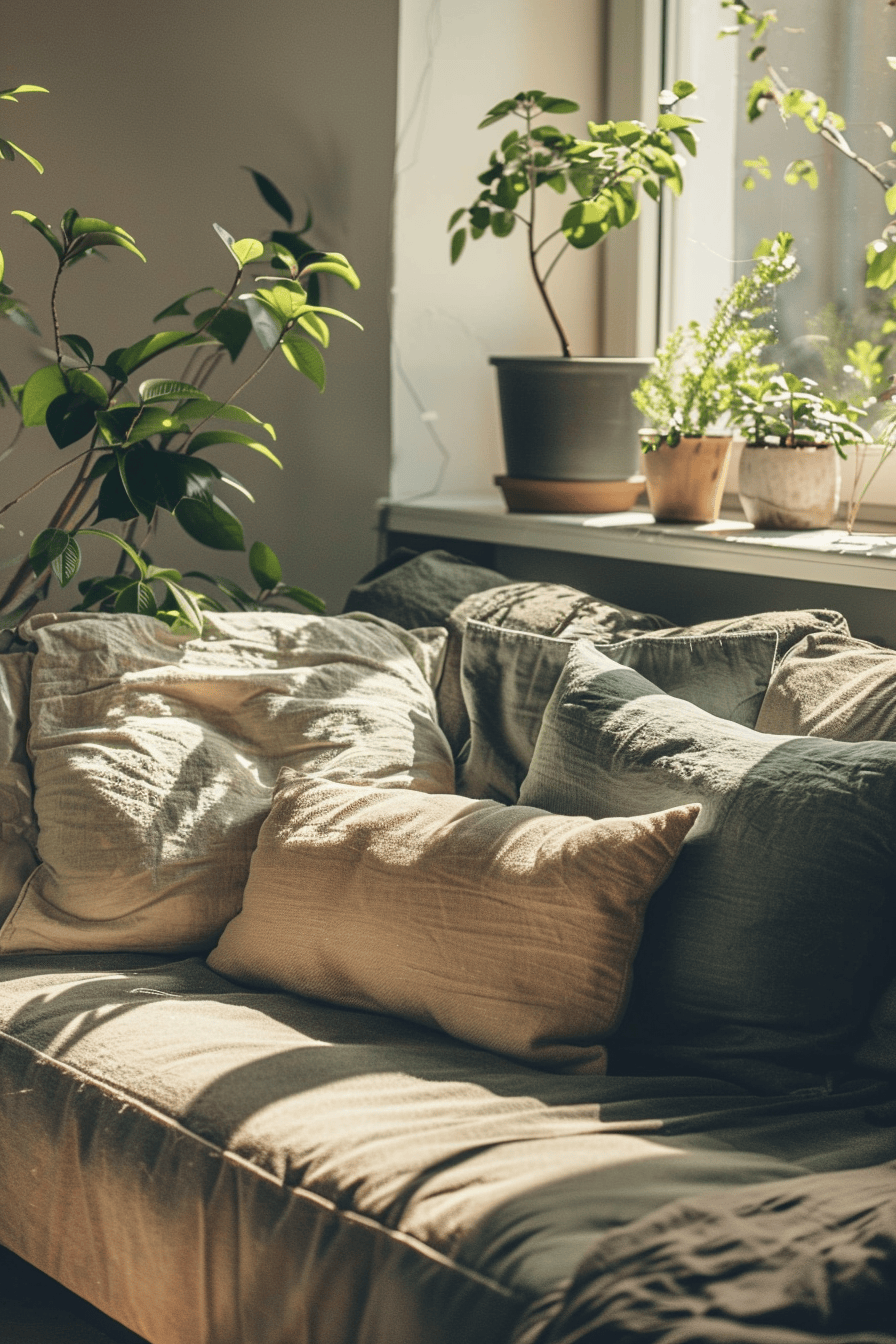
(490, 356, 653, 481)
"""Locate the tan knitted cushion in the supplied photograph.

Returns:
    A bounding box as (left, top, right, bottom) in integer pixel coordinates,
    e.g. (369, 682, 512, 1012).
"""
(208, 771, 699, 1074)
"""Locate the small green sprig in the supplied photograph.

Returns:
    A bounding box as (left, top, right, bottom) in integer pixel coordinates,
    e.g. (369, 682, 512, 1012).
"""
(633, 231, 798, 446)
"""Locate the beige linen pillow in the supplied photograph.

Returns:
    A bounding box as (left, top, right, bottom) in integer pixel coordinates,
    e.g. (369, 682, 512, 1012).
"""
(0, 653, 38, 919)
(1, 611, 454, 957)
(755, 631, 896, 740)
(207, 771, 700, 1074)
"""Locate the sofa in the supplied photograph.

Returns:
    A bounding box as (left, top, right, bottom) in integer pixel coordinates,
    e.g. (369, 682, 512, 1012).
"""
(1, 547, 896, 1344)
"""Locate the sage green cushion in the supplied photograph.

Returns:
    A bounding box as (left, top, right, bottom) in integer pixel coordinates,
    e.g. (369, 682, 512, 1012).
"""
(518, 639, 896, 1093)
(459, 621, 779, 803)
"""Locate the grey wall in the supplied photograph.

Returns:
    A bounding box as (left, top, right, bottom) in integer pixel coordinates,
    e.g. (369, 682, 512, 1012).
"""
(0, 0, 399, 613)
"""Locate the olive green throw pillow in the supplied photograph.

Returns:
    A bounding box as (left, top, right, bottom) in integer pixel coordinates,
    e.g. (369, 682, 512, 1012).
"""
(459, 621, 779, 803)
(208, 771, 700, 1074)
(518, 639, 896, 1093)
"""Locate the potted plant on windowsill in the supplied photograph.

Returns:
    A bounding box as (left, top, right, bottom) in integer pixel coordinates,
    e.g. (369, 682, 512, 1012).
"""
(632, 231, 798, 522)
(448, 84, 700, 511)
(730, 371, 872, 530)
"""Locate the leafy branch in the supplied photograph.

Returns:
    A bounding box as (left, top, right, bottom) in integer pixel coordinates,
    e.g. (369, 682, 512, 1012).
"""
(448, 83, 701, 356)
(0, 180, 362, 633)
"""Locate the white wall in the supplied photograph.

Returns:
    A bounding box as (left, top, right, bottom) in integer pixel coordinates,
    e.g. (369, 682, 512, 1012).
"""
(0, 0, 398, 614)
(391, 0, 602, 497)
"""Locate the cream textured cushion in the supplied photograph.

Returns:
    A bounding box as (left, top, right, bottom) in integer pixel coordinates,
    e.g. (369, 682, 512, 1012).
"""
(756, 631, 896, 740)
(0, 653, 38, 919)
(0, 611, 454, 956)
(208, 771, 700, 1074)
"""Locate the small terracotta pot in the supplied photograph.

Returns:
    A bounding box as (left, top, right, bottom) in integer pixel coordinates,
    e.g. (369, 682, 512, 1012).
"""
(640, 435, 733, 523)
(738, 444, 841, 530)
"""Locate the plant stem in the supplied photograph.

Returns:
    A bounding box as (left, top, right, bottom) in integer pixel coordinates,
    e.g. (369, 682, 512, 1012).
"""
(49, 259, 64, 362)
(525, 114, 572, 357)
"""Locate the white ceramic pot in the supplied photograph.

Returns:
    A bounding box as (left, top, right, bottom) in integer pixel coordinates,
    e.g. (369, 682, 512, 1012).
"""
(738, 444, 841, 530)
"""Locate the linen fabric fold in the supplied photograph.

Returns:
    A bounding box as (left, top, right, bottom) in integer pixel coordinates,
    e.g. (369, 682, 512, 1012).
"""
(459, 621, 779, 804)
(0, 610, 454, 956)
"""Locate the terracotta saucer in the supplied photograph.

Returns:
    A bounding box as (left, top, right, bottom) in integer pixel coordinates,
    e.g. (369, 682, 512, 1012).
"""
(494, 475, 647, 514)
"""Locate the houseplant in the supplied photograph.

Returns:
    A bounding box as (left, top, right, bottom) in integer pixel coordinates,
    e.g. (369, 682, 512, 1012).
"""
(632, 231, 797, 522)
(448, 84, 700, 506)
(0, 169, 361, 633)
(730, 370, 872, 529)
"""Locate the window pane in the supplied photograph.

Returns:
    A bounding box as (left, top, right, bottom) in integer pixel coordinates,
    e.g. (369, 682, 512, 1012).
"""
(733, 1, 896, 397)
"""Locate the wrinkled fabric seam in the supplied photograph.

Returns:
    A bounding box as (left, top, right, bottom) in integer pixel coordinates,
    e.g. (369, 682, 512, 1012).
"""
(0, 1024, 522, 1303)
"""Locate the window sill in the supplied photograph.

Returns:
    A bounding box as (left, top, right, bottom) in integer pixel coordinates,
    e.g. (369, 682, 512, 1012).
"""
(379, 492, 896, 593)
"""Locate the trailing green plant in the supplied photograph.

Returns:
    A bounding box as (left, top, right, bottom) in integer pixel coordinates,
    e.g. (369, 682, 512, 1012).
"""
(728, 370, 872, 454)
(633, 231, 798, 446)
(448, 84, 701, 356)
(0, 183, 361, 634)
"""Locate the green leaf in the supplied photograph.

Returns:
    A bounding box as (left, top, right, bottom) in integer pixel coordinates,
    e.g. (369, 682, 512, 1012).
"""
(67, 368, 109, 405)
(138, 379, 208, 403)
(175, 493, 245, 551)
(76, 527, 148, 576)
(179, 402, 275, 436)
(105, 330, 192, 379)
(20, 364, 67, 426)
(671, 80, 696, 99)
(117, 443, 224, 519)
(29, 527, 70, 575)
(784, 157, 818, 189)
(886, 183, 896, 217)
(296, 310, 330, 347)
(561, 198, 612, 249)
(114, 581, 157, 616)
(186, 430, 282, 467)
(95, 403, 188, 445)
(0, 140, 43, 174)
(95, 466, 139, 521)
(276, 584, 325, 613)
(249, 540, 282, 589)
(46, 391, 99, 448)
(244, 168, 294, 226)
(866, 241, 896, 291)
(0, 84, 48, 97)
(232, 237, 264, 266)
(60, 333, 94, 365)
(152, 288, 216, 321)
(161, 581, 204, 635)
(51, 536, 82, 588)
(188, 305, 252, 361)
(240, 295, 281, 352)
(671, 126, 697, 156)
(450, 228, 466, 264)
(538, 96, 579, 115)
(65, 220, 146, 262)
(298, 252, 361, 290)
(478, 99, 519, 129)
(447, 207, 465, 231)
(11, 211, 62, 259)
(490, 210, 515, 238)
(281, 334, 326, 390)
(746, 77, 773, 122)
(300, 304, 363, 333)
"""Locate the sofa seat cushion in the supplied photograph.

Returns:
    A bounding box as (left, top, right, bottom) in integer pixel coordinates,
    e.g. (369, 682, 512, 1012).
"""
(2, 610, 453, 958)
(1, 954, 892, 1344)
